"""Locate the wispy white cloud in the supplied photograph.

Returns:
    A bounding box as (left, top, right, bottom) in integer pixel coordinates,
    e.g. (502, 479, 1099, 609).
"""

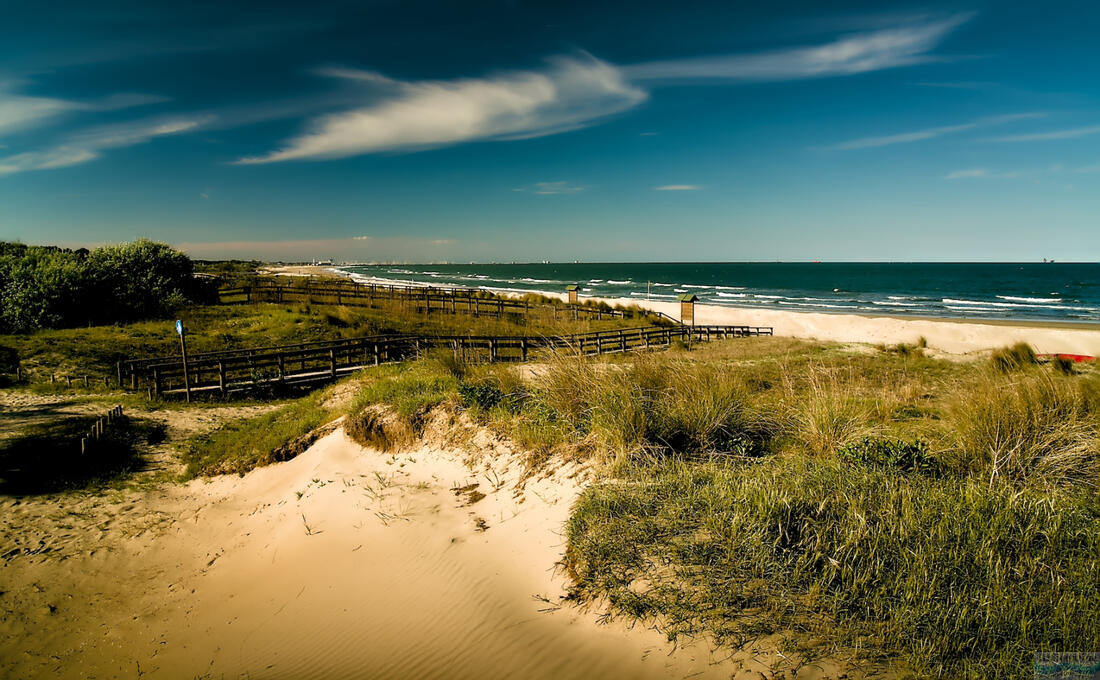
(825, 112, 1044, 150)
(912, 81, 991, 90)
(0, 115, 209, 176)
(0, 88, 169, 137)
(516, 181, 586, 195)
(945, 168, 990, 179)
(237, 54, 646, 163)
(654, 184, 701, 191)
(624, 14, 970, 82)
(946, 167, 1025, 180)
(988, 125, 1100, 143)
(0, 95, 72, 136)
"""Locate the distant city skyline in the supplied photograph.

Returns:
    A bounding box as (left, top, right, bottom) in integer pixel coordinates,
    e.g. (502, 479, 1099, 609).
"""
(1, 1, 1098, 262)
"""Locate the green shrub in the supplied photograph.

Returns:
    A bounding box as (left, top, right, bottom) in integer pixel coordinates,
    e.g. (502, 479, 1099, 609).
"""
(457, 380, 505, 410)
(838, 437, 937, 474)
(0, 239, 197, 332)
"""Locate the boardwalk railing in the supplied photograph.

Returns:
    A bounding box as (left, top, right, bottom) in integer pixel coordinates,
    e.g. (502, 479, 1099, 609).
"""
(119, 324, 773, 398)
(219, 276, 632, 320)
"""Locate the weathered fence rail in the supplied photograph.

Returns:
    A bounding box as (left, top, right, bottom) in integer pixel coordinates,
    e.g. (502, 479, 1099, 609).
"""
(220, 276, 631, 320)
(119, 324, 773, 398)
(80, 405, 125, 455)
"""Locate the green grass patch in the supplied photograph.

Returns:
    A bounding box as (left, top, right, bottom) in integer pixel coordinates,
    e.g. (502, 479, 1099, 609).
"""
(180, 392, 335, 477)
(566, 456, 1100, 679)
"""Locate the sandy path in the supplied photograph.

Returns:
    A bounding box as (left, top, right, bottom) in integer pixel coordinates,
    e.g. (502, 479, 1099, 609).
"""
(3, 428, 769, 679)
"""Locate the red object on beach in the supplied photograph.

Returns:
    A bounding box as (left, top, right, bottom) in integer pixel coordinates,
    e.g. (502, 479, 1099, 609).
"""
(1036, 353, 1095, 363)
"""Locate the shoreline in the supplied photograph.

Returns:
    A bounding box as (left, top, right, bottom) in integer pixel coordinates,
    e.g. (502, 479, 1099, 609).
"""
(267, 265, 1100, 356)
(595, 295, 1100, 357)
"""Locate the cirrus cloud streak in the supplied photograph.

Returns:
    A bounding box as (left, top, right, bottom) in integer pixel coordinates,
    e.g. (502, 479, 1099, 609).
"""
(237, 55, 646, 164)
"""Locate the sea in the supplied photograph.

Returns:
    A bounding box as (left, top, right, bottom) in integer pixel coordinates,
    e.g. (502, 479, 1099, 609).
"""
(335, 262, 1100, 324)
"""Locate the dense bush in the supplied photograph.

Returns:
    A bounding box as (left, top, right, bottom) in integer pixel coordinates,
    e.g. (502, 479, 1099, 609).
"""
(0, 239, 201, 333)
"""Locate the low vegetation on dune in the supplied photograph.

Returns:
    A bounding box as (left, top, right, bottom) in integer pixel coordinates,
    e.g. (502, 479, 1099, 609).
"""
(10, 287, 1093, 679)
(329, 338, 1099, 678)
(0, 294, 640, 386)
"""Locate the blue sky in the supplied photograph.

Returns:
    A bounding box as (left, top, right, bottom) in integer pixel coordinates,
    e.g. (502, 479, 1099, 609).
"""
(1, 1, 1098, 262)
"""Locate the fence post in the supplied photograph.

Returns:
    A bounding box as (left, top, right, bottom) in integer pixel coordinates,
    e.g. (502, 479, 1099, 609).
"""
(521, 338, 528, 362)
(84, 375, 89, 387)
(373, 343, 380, 366)
(489, 339, 497, 362)
(218, 361, 227, 395)
(329, 349, 337, 379)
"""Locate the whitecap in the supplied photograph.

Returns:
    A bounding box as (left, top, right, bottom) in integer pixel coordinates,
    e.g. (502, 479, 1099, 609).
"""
(997, 295, 1062, 303)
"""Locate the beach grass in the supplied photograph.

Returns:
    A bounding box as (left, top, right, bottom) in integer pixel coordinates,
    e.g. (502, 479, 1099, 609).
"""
(115, 332, 1100, 677)
(0, 298, 641, 390)
(180, 390, 337, 477)
(321, 337, 1099, 677)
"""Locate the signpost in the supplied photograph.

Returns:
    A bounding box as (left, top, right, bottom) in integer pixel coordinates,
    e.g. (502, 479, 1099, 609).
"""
(176, 320, 191, 402)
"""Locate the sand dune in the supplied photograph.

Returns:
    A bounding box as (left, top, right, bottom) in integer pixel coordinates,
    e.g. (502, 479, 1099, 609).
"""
(3, 427, 760, 679)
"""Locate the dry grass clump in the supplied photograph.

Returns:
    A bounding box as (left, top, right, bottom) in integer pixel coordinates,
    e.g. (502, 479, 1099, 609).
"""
(526, 349, 768, 464)
(947, 372, 1100, 490)
(344, 406, 416, 452)
(990, 342, 1037, 372)
(785, 366, 873, 456)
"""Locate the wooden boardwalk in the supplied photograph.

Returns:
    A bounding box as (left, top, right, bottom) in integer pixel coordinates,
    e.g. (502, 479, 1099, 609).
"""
(119, 324, 773, 398)
(219, 276, 634, 320)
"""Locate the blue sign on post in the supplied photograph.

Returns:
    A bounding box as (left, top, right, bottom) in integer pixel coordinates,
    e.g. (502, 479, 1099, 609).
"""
(175, 320, 184, 336)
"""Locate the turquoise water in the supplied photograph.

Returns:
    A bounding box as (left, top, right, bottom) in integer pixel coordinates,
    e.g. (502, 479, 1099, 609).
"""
(337, 263, 1100, 324)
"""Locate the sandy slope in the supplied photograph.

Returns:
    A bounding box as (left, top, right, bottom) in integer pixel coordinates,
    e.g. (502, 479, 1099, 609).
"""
(9, 427, 829, 679)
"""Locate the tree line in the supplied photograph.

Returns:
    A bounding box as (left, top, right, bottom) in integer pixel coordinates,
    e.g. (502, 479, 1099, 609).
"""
(0, 239, 212, 333)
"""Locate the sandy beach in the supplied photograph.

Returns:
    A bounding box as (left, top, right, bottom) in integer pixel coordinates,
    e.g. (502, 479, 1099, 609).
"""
(300, 264, 1100, 357)
(595, 296, 1100, 357)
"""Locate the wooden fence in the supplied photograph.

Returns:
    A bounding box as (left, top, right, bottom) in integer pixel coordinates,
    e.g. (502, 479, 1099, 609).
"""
(219, 276, 631, 320)
(80, 405, 125, 455)
(119, 324, 773, 398)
